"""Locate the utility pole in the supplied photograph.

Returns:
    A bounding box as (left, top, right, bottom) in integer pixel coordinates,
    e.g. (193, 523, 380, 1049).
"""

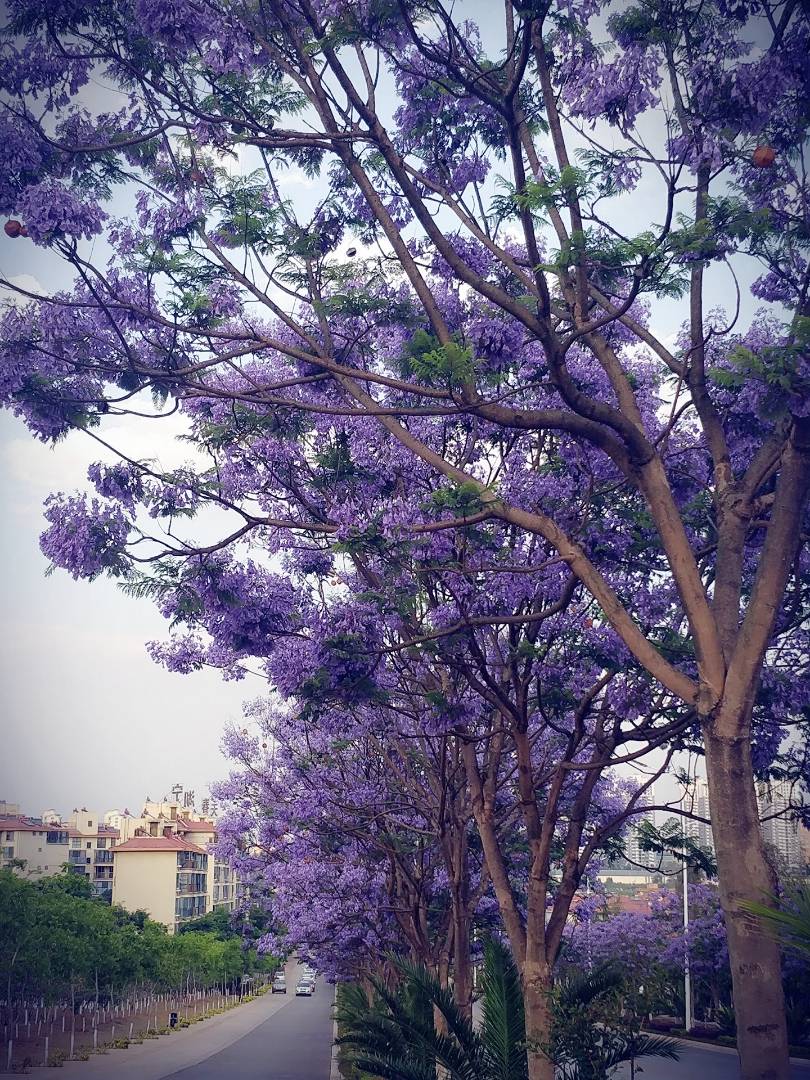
(683, 862, 692, 1033)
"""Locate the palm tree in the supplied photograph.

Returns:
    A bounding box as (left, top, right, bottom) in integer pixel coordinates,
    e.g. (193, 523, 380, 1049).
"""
(549, 966, 678, 1080)
(744, 886, 810, 960)
(335, 940, 677, 1080)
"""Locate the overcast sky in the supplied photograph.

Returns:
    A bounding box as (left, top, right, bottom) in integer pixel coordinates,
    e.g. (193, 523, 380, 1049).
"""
(0, 404, 254, 818)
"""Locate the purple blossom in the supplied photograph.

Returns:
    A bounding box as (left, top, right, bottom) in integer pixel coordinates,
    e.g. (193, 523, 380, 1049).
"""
(16, 179, 106, 244)
(40, 493, 131, 580)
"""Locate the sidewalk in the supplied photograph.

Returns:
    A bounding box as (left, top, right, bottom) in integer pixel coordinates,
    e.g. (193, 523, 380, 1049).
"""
(58, 965, 300, 1080)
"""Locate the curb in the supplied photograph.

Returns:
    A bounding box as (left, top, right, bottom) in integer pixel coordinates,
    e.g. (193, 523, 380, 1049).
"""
(330, 985, 340, 1080)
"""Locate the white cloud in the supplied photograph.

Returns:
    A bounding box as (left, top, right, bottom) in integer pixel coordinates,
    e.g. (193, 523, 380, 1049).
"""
(1, 274, 45, 309)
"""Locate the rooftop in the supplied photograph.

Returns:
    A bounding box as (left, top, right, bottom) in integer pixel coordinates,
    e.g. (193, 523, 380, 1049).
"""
(176, 817, 216, 833)
(113, 836, 206, 854)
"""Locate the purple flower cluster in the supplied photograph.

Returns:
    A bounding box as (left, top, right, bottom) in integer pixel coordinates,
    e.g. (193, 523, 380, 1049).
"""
(40, 493, 131, 580)
(16, 179, 106, 244)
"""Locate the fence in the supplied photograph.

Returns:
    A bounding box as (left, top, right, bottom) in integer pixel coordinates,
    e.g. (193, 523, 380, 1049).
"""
(1, 978, 270, 1071)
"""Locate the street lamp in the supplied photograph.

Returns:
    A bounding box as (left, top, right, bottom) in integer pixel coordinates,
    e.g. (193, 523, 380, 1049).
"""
(683, 862, 692, 1033)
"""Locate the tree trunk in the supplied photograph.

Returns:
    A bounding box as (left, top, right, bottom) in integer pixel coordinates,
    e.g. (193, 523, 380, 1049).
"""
(451, 902, 472, 1017)
(523, 960, 555, 1080)
(704, 728, 789, 1080)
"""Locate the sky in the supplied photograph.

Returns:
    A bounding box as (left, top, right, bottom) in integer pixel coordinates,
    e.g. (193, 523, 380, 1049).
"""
(0, 404, 253, 817)
(0, 3, 772, 821)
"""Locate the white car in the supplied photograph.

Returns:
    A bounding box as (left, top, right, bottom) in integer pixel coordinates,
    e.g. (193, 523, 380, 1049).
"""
(295, 980, 314, 996)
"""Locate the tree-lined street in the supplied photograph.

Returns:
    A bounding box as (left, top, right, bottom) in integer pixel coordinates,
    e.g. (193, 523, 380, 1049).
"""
(1, 0, 808, 1077)
(56, 965, 334, 1080)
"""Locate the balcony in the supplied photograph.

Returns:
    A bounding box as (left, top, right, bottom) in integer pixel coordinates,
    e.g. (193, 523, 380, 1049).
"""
(94, 850, 113, 864)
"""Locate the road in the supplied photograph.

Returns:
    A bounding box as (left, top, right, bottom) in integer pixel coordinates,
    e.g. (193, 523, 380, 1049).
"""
(163, 976, 334, 1080)
(613, 1038, 810, 1079)
(58, 963, 335, 1080)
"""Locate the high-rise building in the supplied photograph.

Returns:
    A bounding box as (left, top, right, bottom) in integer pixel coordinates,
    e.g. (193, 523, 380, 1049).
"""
(758, 782, 804, 870)
(684, 778, 715, 858)
(623, 796, 657, 866)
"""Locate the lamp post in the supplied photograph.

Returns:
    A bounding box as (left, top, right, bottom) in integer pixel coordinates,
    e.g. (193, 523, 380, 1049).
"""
(683, 862, 692, 1033)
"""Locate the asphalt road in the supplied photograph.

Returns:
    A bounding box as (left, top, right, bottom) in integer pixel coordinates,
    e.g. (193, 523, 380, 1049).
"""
(161, 981, 334, 1080)
(612, 1038, 810, 1079)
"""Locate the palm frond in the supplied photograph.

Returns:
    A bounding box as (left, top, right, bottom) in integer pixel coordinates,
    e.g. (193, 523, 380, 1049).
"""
(351, 1052, 436, 1080)
(743, 888, 810, 958)
(600, 1032, 680, 1069)
(555, 963, 623, 1010)
(479, 938, 528, 1080)
(391, 956, 483, 1072)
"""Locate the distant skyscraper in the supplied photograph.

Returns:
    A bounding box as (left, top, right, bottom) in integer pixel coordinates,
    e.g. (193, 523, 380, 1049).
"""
(685, 778, 715, 858)
(758, 782, 804, 869)
(623, 787, 656, 866)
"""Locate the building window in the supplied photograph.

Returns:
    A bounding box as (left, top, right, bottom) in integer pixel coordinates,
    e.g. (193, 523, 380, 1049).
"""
(175, 894, 207, 920)
(176, 852, 207, 871)
(46, 831, 68, 845)
(176, 871, 208, 895)
(71, 838, 81, 849)
(96, 838, 107, 849)
(4, 832, 12, 841)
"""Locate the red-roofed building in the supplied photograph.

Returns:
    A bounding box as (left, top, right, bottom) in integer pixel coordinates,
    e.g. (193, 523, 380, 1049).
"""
(114, 836, 206, 853)
(112, 832, 211, 932)
(106, 800, 237, 921)
(0, 815, 71, 879)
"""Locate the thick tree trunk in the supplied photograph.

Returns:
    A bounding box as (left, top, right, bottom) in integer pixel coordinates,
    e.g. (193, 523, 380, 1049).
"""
(704, 728, 789, 1080)
(523, 960, 555, 1080)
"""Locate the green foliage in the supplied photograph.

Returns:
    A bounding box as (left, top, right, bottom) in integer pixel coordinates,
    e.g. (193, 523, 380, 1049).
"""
(636, 817, 717, 877)
(0, 869, 275, 1002)
(336, 939, 526, 1080)
(669, 197, 771, 265)
(709, 317, 810, 413)
(402, 330, 475, 387)
(743, 885, 810, 960)
(607, 5, 667, 46)
(428, 480, 491, 517)
(546, 965, 679, 1080)
(492, 167, 590, 219)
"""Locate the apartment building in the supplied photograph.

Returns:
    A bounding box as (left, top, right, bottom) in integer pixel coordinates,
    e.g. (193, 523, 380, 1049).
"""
(0, 815, 71, 878)
(112, 835, 210, 930)
(758, 782, 804, 870)
(65, 809, 120, 900)
(2, 793, 239, 924)
(683, 778, 806, 871)
(109, 799, 238, 930)
(684, 778, 715, 858)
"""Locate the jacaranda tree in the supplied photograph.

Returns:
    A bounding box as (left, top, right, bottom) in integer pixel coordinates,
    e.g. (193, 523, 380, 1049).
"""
(1, 1, 808, 1076)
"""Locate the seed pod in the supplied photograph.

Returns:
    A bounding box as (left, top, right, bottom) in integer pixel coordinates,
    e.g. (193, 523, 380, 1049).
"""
(346, 247, 357, 257)
(752, 145, 776, 168)
(4, 219, 22, 238)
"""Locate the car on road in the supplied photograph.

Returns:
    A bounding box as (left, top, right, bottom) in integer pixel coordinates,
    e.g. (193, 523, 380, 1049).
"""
(295, 980, 314, 996)
(271, 975, 287, 994)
